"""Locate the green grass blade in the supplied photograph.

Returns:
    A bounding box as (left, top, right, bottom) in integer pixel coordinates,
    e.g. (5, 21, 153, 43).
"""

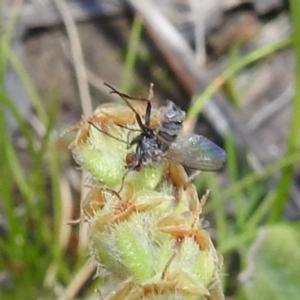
(36, 85, 60, 160)
(121, 15, 143, 93)
(269, 0, 300, 222)
(223, 152, 300, 199)
(0, 90, 36, 155)
(0, 106, 21, 258)
(2, 40, 48, 124)
(187, 36, 292, 118)
(203, 173, 228, 247)
(224, 133, 246, 228)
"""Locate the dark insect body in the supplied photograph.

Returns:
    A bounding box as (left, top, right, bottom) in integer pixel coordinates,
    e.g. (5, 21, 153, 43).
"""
(89, 83, 226, 174)
(123, 99, 186, 171)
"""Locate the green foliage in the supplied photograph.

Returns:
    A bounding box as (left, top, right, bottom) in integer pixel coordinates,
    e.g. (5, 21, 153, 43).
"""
(190, 0, 300, 295)
(1, 0, 300, 297)
(0, 24, 85, 299)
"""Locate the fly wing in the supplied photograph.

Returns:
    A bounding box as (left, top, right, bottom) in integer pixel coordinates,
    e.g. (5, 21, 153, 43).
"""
(165, 134, 226, 171)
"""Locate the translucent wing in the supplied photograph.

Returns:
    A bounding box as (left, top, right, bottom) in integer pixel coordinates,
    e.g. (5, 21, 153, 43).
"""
(165, 134, 226, 171)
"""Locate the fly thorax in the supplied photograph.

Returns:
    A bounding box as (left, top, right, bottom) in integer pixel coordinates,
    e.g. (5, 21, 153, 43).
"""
(141, 137, 163, 166)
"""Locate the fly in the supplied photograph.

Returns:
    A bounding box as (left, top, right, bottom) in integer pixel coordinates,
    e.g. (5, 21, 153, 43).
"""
(88, 83, 226, 173)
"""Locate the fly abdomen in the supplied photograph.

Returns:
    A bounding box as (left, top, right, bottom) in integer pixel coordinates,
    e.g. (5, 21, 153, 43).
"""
(157, 100, 186, 146)
(160, 121, 183, 135)
(157, 124, 181, 144)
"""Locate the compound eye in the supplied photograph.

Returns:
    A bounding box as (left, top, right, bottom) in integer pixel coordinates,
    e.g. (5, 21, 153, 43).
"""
(126, 153, 137, 166)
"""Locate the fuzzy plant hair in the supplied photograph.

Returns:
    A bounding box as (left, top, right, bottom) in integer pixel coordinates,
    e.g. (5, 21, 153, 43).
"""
(68, 92, 224, 300)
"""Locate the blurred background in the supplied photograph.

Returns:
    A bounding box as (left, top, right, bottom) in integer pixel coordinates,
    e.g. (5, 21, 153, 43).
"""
(1, 0, 300, 299)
